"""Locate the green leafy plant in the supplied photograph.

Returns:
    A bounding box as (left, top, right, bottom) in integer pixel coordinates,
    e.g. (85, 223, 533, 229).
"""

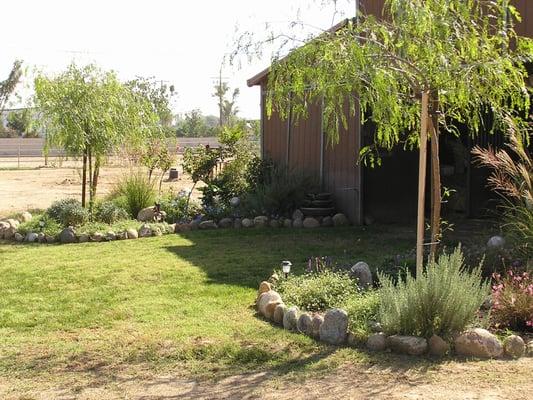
(378, 246, 489, 338)
(17, 214, 62, 237)
(96, 201, 129, 224)
(343, 291, 381, 342)
(159, 191, 200, 223)
(110, 172, 156, 219)
(275, 270, 358, 312)
(46, 198, 89, 227)
(491, 270, 533, 332)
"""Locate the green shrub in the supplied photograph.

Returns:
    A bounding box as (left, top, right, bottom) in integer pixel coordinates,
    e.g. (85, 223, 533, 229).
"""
(46, 198, 89, 227)
(110, 172, 156, 218)
(343, 291, 381, 342)
(160, 191, 200, 223)
(378, 246, 489, 338)
(96, 201, 129, 224)
(242, 165, 318, 217)
(17, 214, 62, 237)
(275, 270, 358, 312)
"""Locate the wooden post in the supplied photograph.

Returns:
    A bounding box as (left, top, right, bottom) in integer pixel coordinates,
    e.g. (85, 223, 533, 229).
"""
(81, 148, 87, 208)
(429, 97, 441, 262)
(416, 91, 430, 276)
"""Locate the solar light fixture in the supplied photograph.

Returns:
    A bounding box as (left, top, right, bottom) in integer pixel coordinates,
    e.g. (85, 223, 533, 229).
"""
(281, 260, 292, 279)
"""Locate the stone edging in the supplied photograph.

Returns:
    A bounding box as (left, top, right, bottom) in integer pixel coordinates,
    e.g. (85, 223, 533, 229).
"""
(255, 280, 533, 359)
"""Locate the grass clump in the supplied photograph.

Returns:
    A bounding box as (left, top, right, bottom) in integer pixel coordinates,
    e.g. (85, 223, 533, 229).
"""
(276, 270, 358, 312)
(110, 172, 156, 218)
(378, 246, 489, 338)
(342, 291, 381, 342)
(96, 201, 129, 224)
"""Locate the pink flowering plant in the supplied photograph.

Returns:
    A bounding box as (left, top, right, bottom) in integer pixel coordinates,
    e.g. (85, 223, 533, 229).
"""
(491, 270, 533, 331)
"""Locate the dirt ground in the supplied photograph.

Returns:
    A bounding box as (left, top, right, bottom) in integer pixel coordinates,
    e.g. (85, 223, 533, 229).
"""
(1, 358, 531, 400)
(0, 156, 198, 217)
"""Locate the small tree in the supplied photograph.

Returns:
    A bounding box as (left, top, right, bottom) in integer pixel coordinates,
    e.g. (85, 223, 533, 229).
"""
(34, 63, 157, 211)
(0, 60, 23, 113)
(7, 108, 36, 137)
(239, 0, 533, 274)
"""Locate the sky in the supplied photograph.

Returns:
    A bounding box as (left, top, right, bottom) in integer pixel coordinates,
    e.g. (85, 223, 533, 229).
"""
(0, 0, 355, 120)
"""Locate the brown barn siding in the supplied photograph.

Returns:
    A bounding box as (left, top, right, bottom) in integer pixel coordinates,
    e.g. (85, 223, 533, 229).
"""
(289, 101, 322, 176)
(261, 85, 287, 166)
(514, 0, 533, 38)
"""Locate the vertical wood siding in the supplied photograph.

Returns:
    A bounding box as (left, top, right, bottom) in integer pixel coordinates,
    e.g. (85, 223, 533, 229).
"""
(514, 0, 533, 38)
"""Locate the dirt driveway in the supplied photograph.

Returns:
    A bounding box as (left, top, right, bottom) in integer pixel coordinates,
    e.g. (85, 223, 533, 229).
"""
(0, 156, 198, 217)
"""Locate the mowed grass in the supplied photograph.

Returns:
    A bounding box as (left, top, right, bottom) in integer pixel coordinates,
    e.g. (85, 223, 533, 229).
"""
(0, 226, 414, 382)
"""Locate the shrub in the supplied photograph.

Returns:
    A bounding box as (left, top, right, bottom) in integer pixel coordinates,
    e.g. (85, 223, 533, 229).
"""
(275, 270, 358, 312)
(17, 214, 62, 237)
(96, 201, 129, 224)
(343, 291, 381, 342)
(491, 270, 533, 331)
(378, 246, 489, 338)
(242, 165, 318, 217)
(110, 172, 156, 218)
(159, 191, 200, 223)
(46, 198, 89, 227)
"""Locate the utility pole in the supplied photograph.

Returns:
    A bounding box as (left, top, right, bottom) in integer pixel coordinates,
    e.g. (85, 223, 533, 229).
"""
(211, 67, 229, 128)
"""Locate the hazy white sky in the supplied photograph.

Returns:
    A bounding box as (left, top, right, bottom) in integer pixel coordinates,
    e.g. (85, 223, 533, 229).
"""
(1, 0, 355, 119)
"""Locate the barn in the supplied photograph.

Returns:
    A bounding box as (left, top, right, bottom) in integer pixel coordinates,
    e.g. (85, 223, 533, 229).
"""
(247, 0, 533, 224)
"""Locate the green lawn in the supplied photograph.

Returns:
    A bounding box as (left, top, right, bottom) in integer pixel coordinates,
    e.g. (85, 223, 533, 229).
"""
(0, 226, 413, 380)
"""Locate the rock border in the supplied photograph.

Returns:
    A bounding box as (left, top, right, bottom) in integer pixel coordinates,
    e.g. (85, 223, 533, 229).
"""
(255, 278, 532, 360)
(0, 212, 350, 245)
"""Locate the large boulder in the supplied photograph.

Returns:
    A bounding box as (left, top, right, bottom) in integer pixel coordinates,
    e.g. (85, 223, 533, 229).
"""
(78, 234, 90, 243)
(264, 301, 281, 320)
(241, 218, 254, 228)
(454, 328, 503, 358)
(37, 232, 46, 243)
(428, 335, 450, 357)
(297, 313, 313, 336)
(59, 227, 77, 244)
(138, 224, 152, 238)
(503, 335, 525, 359)
(258, 281, 271, 297)
(387, 335, 428, 356)
(303, 217, 320, 229)
(199, 220, 217, 230)
(292, 209, 304, 220)
(218, 218, 233, 229)
(319, 308, 348, 345)
(126, 228, 139, 239)
(14, 232, 24, 242)
(367, 333, 387, 352)
(6, 219, 19, 229)
(91, 232, 104, 242)
(311, 315, 324, 339)
(273, 304, 287, 325)
(292, 218, 303, 229)
(322, 216, 333, 227)
(254, 216, 269, 227)
(19, 211, 32, 223)
(106, 231, 117, 241)
(0, 221, 10, 238)
(25, 232, 39, 243)
(487, 235, 505, 250)
(332, 213, 349, 227)
(283, 306, 299, 331)
(350, 261, 373, 289)
(257, 290, 282, 317)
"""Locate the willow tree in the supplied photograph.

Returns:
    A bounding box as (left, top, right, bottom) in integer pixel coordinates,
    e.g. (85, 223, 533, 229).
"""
(262, 0, 532, 274)
(34, 63, 157, 210)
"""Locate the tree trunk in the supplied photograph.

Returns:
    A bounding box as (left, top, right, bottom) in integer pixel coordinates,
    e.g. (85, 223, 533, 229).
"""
(88, 148, 93, 214)
(92, 156, 101, 202)
(429, 97, 441, 262)
(81, 147, 87, 208)
(184, 181, 197, 221)
(416, 91, 430, 277)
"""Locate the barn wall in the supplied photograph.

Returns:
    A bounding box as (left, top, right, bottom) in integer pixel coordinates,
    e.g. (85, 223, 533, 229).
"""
(261, 83, 287, 166)
(289, 101, 322, 176)
(514, 0, 533, 38)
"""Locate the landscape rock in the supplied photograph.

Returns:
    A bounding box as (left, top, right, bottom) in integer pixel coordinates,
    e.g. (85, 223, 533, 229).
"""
(428, 335, 450, 357)
(257, 290, 282, 317)
(258, 281, 271, 296)
(387, 335, 428, 356)
(292, 209, 304, 220)
(116, 231, 128, 240)
(241, 218, 254, 228)
(311, 315, 324, 339)
(19, 211, 32, 223)
(283, 218, 292, 228)
(189, 220, 200, 230)
(91, 232, 104, 242)
(229, 197, 240, 207)
(78, 234, 89, 243)
(218, 218, 233, 229)
(25, 232, 38, 243)
(0, 221, 10, 238)
(45, 235, 56, 243)
(273, 304, 286, 325)
(367, 333, 387, 352)
(233, 218, 242, 229)
(59, 227, 77, 244)
(106, 231, 116, 241)
(292, 218, 303, 229)
(487, 235, 505, 250)
(350, 262, 373, 288)
(526, 341, 533, 357)
(152, 227, 163, 236)
(269, 273, 280, 284)
(297, 313, 313, 336)
(283, 306, 299, 331)
(503, 335, 525, 359)
(319, 308, 348, 345)
(303, 217, 320, 229)
(6, 219, 19, 229)
(138, 224, 152, 238)
(168, 224, 176, 234)
(14, 232, 24, 242)
(454, 328, 503, 358)
(269, 219, 280, 228)
(369, 321, 383, 333)
(264, 301, 281, 320)
(126, 228, 139, 239)
(199, 220, 217, 230)
(37, 232, 46, 243)
(321, 216, 333, 227)
(254, 216, 268, 227)
(332, 213, 349, 227)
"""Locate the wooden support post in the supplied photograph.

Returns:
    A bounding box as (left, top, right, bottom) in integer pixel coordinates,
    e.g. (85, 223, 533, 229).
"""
(429, 100, 441, 262)
(416, 91, 430, 277)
